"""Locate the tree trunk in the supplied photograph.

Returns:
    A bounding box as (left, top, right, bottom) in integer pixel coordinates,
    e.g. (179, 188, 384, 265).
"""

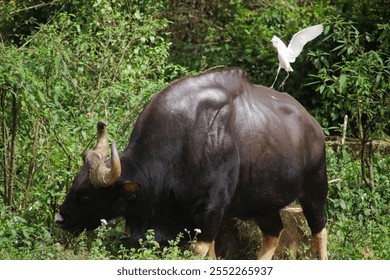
(274, 207, 316, 259)
(26, 120, 40, 190)
(357, 97, 375, 190)
(24, 119, 40, 208)
(7, 93, 19, 206)
(1, 91, 8, 204)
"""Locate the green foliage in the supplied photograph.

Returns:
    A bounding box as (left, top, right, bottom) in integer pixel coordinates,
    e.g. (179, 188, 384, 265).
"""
(0, 203, 64, 259)
(326, 148, 389, 259)
(309, 17, 389, 137)
(308, 15, 389, 190)
(0, 0, 188, 208)
(165, 0, 332, 88)
(165, 0, 389, 133)
(117, 229, 202, 260)
(0, 0, 188, 260)
(0, 0, 389, 260)
(0, 215, 201, 260)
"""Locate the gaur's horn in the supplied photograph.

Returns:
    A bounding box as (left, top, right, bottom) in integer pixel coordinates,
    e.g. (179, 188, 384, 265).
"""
(87, 121, 121, 188)
(95, 120, 109, 160)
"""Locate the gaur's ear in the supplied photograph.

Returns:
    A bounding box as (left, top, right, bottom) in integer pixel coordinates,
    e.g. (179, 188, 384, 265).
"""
(122, 182, 142, 194)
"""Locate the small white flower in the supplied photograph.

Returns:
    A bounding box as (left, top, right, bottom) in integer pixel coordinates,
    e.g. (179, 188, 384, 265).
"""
(194, 228, 202, 234)
(100, 219, 108, 226)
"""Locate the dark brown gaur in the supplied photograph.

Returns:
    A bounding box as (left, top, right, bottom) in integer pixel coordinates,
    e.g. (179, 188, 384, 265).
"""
(56, 68, 328, 260)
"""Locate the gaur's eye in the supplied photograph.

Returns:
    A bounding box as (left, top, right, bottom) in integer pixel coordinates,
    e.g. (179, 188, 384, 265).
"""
(76, 193, 90, 204)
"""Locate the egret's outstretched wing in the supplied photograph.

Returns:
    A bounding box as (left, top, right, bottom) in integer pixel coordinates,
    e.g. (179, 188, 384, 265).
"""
(287, 24, 323, 62)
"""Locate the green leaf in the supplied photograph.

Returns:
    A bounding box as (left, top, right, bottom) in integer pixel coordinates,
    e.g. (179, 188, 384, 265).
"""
(54, 54, 62, 70)
(339, 74, 347, 93)
(320, 56, 329, 68)
(134, 10, 141, 20)
(37, 90, 46, 103)
(340, 200, 347, 210)
(376, 73, 382, 84)
(319, 84, 325, 94)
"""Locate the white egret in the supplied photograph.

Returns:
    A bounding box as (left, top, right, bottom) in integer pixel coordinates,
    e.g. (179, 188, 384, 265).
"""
(270, 24, 323, 89)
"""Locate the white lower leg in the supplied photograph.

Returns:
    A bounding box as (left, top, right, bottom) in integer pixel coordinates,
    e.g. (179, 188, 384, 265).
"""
(313, 227, 328, 260)
(193, 241, 216, 259)
(208, 240, 217, 259)
(279, 71, 289, 89)
(270, 67, 281, 88)
(257, 233, 281, 260)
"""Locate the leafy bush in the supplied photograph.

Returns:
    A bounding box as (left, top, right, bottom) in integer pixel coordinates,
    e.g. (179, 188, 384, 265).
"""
(0, 0, 388, 260)
(308, 16, 389, 191)
(309, 17, 389, 137)
(0, 212, 201, 260)
(115, 229, 202, 260)
(326, 148, 389, 259)
(0, 0, 188, 213)
(166, 0, 332, 88)
(0, 0, 188, 260)
(0, 204, 62, 259)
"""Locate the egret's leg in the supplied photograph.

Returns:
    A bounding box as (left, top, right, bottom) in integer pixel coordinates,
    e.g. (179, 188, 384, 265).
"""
(270, 66, 281, 88)
(278, 71, 290, 90)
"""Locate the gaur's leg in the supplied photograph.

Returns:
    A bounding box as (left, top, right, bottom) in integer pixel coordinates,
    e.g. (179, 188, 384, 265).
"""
(192, 208, 224, 259)
(301, 201, 328, 260)
(193, 240, 216, 259)
(300, 198, 328, 260)
(300, 164, 328, 260)
(255, 210, 283, 260)
(313, 227, 327, 260)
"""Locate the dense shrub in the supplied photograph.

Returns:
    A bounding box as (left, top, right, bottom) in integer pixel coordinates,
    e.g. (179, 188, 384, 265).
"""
(326, 148, 389, 259)
(0, 0, 388, 260)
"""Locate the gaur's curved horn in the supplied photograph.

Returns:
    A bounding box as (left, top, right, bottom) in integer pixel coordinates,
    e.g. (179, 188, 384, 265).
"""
(87, 121, 121, 188)
(106, 141, 121, 185)
(95, 120, 109, 160)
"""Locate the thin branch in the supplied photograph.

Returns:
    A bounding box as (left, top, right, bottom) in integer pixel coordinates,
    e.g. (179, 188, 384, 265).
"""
(0, 33, 5, 48)
(341, 115, 348, 146)
(26, 120, 40, 192)
(110, 39, 136, 84)
(53, 131, 73, 162)
(8, 93, 18, 206)
(0, 155, 32, 201)
(10, 0, 59, 15)
(18, 3, 64, 50)
(328, 179, 342, 184)
(1, 91, 8, 204)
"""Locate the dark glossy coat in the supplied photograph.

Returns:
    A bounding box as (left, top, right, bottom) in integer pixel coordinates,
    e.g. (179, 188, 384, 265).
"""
(57, 68, 328, 245)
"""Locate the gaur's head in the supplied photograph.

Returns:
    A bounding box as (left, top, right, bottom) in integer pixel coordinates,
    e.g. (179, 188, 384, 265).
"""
(55, 121, 141, 234)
